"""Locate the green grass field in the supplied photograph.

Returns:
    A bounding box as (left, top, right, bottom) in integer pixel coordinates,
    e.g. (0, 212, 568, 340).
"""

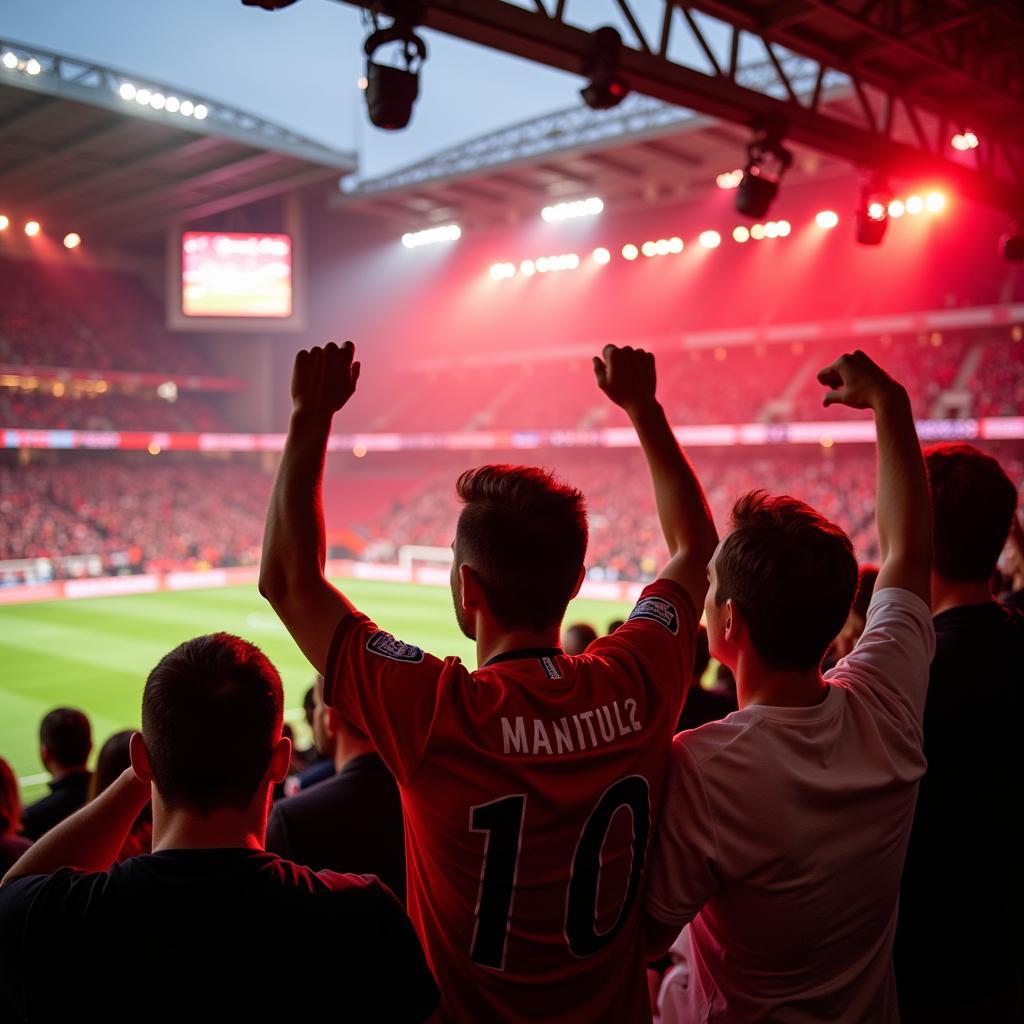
(0, 579, 633, 804)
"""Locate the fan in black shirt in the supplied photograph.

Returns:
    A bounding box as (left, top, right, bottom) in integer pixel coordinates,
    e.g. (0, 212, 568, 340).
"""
(0, 633, 438, 1024)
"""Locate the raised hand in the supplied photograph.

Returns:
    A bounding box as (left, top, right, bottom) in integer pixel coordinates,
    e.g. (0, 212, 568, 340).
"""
(593, 344, 657, 418)
(291, 341, 361, 422)
(817, 350, 903, 411)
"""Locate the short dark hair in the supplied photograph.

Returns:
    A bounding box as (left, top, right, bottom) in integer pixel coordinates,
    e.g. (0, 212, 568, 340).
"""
(455, 465, 588, 632)
(715, 491, 858, 671)
(563, 622, 598, 655)
(852, 564, 880, 621)
(40, 708, 91, 769)
(141, 633, 283, 814)
(925, 443, 1018, 583)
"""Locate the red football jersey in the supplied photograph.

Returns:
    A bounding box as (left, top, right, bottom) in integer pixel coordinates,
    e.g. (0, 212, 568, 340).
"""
(324, 578, 696, 1023)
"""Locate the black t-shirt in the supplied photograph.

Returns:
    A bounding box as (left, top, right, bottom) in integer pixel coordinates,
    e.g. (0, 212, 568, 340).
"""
(895, 601, 1024, 1005)
(267, 752, 406, 904)
(0, 848, 439, 1023)
(19, 770, 91, 841)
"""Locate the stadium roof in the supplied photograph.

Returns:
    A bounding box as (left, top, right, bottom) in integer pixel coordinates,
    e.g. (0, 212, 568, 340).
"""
(0, 37, 357, 247)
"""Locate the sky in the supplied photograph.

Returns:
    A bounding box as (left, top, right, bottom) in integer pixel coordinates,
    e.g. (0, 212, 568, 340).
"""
(0, 0, 703, 182)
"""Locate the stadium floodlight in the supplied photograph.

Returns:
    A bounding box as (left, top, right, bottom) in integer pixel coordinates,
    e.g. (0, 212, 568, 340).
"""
(520, 259, 537, 276)
(668, 236, 684, 253)
(193, 104, 208, 120)
(400, 223, 461, 249)
(698, 230, 721, 249)
(750, 223, 766, 240)
(150, 93, 167, 110)
(541, 197, 603, 223)
(925, 191, 946, 212)
(856, 180, 890, 245)
(951, 131, 979, 151)
(888, 199, 905, 219)
(180, 100, 195, 117)
(580, 26, 629, 110)
(165, 96, 181, 113)
(592, 247, 611, 265)
(24, 220, 41, 237)
(63, 232, 81, 249)
(363, 2, 428, 131)
(118, 82, 136, 100)
(736, 120, 792, 219)
(1, 52, 18, 70)
(641, 240, 657, 257)
(621, 243, 639, 261)
(716, 170, 743, 190)
(816, 210, 839, 229)
(135, 88, 152, 105)
(905, 195, 924, 215)
(733, 225, 750, 243)
(25, 58, 41, 76)
(489, 262, 516, 280)
(0, 215, 9, 231)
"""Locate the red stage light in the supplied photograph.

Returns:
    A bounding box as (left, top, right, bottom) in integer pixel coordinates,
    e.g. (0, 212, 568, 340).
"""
(951, 131, 978, 151)
(867, 202, 886, 221)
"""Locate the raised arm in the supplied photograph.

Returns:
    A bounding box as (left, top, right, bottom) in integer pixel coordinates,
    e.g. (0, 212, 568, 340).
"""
(817, 350, 931, 603)
(593, 345, 718, 609)
(259, 342, 360, 673)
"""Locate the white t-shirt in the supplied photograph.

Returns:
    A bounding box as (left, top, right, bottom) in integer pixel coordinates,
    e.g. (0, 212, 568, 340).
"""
(646, 587, 935, 1023)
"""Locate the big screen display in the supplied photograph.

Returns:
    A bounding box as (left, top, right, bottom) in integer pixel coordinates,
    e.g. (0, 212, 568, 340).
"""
(181, 232, 292, 318)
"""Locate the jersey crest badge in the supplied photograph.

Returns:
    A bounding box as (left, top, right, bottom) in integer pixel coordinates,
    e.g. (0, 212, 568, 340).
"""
(627, 595, 679, 635)
(366, 631, 425, 663)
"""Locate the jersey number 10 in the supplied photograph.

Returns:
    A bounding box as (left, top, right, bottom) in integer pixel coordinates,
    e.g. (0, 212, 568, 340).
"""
(468, 775, 651, 971)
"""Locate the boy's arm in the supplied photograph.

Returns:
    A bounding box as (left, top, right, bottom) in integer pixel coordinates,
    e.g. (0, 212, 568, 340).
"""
(259, 342, 360, 674)
(594, 345, 718, 609)
(817, 350, 931, 603)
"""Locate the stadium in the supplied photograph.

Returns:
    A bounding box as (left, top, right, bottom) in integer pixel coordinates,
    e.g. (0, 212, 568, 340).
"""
(1, 1, 1023, 1021)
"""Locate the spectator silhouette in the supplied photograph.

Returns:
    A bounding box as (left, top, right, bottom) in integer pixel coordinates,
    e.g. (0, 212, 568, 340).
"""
(20, 708, 92, 841)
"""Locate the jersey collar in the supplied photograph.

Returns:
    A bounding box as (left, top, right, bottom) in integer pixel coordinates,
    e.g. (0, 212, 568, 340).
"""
(483, 647, 564, 668)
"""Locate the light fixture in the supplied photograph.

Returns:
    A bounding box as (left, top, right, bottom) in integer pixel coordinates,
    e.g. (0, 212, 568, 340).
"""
(925, 191, 946, 213)
(816, 210, 839, 229)
(951, 131, 979, 151)
(580, 26, 629, 109)
(888, 199, 905, 219)
(520, 259, 536, 276)
(193, 104, 208, 120)
(750, 223, 766, 240)
(736, 120, 792, 219)
(401, 223, 461, 248)
(733, 225, 750, 242)
(63, 232, 81, 249)
(716, 170, 744, 190)
(363, 3, 427, 130)
(118, 82, 136, 100)
(592, 247, 611, 264)
(1, 52, 18, 70)
(698, 230, 721, 249)
(541, 197, 603, 223)
(857, 180, 889, 246)
(641, 241, 657, 257)
(24, 220, 41, 237)
(25, 58, 41, 76)
(0, 215, 8, 231)
(905, 195, 924, 215)
(621, 243, 638, 261)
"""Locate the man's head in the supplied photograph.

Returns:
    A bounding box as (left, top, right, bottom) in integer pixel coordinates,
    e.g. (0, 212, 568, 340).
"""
(39, 707, 91, 775)
(133, 633, 290, 815)
(451, 465, 588, 638)
(925, 442, 1017, 585)
(707, 491, 858, 673)
(562, 622, 598, 656)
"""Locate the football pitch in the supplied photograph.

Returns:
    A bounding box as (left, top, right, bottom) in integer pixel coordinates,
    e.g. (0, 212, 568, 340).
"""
(0, 579, 633, 803)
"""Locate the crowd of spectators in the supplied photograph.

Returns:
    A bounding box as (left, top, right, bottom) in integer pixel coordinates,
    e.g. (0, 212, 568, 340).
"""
(0, 457, 268, 582)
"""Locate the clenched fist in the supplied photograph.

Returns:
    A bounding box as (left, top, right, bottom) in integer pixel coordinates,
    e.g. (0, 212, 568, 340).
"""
(291, 341, 360, 422)
(593, 344, 657, 418)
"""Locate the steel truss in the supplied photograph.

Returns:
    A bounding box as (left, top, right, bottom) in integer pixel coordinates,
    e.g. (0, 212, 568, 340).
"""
(329, 1, 1024, 216)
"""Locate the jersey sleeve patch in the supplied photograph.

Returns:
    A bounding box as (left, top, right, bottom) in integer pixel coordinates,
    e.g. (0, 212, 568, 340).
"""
(366, 630, 425, 663)
(628, 594, 680, 635)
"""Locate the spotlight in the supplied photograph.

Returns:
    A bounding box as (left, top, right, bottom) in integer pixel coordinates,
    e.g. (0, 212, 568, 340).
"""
(63, 232, 81, 249)
(776, 220, 791, 237)
(541, 197, 603, 223)
(592, 247, 611, 264)
(0, 215, 8, 231)
(193, 104, 208, 120)
(888, 199, 905, 219)
(118, 82, 136, 100)
(24, 220, 41, 237)
(925, 191, 945, 213)
(735, 120, 792, 219)
(699, 230, 721, 249)
(732, 226, 750, 243)
(716, 170, 744, 190)
(621, 243, 638, 261)
(764, 221, 779, 239)
(641, 241, 657, 257)
(668, 236, 683, 253)
(150, 93, 166, 110)
(816, 210, 839, 229)
(580, 26, 629, 110)
(750, 223, 766, 240)
(857, 181, 889, 245)
(363, 4, 428, 131)
(520, 259, 536, 276)
(180, 100, 195, 117)
(25, 58, 41, 76)
(1, 52, 17, 70)
(357, 76, 368, 90)
(165, 96, 181, 113)
(655, 239, 671, 256)
(135, 88, 152, 105)
(400, 223, 460, 248)
(489, 262, 515, 280)
(1002, 230, 1024, 263)
(951, 131, 978, 151)
(904, 195, 923, 215)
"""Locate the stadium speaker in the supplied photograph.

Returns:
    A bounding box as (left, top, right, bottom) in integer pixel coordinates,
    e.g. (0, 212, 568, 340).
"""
(363, 4, 427, 131)
(580, 27, 630, 110)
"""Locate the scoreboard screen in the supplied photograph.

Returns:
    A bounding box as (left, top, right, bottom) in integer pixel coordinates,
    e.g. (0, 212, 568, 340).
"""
(181, 232, 292, 318)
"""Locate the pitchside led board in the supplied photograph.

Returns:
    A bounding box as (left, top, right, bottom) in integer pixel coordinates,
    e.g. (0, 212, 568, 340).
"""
(167, 230, 305, 331)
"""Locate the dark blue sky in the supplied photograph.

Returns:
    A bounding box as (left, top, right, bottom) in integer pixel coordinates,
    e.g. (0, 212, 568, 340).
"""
(2, 0, 704, 180)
